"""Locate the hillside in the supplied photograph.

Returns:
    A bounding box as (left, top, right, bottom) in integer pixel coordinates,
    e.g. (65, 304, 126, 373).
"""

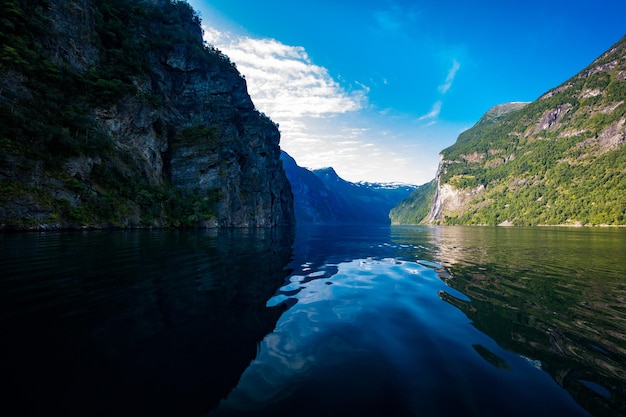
(281, 151, 416, 224)
(0, 0, 294, 229)
(389, 179, 437, 225)
(392, 35, 626, 226)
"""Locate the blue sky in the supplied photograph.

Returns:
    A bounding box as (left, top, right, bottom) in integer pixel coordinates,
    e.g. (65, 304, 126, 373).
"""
(187, 0, 625, 184)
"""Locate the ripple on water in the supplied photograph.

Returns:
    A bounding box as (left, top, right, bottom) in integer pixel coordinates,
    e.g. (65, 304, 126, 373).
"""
(225, 258, 470, 409)
(218, 251, 592, 417)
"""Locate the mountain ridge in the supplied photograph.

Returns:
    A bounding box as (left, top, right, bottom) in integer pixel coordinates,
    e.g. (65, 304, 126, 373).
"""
(391, 35, 626, 226)
(281, 151, 416, 224)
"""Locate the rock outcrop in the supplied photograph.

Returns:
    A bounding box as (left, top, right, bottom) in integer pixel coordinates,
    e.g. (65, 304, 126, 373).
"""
(0, 0, 294, 229)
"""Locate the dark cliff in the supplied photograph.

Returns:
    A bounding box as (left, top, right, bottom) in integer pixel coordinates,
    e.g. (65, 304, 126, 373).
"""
(0, 0, 294, 229)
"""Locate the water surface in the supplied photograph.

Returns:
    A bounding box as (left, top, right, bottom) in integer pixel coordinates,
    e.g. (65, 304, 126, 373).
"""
(0, 229, 293, 416)
(1, 226, 625, 416)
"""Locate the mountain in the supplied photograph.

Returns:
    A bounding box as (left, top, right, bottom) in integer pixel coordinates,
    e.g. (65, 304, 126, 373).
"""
(280, 152, 341, 223)
(281, 151, 416, 224)
(0, 0, 294, 230)
(389, 179, 437, 225)
(391, 35, 626, 226)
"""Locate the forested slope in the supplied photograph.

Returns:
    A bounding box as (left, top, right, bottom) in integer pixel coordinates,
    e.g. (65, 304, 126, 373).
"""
(0, 0, 294, 229)
(392, 35, 626, 226)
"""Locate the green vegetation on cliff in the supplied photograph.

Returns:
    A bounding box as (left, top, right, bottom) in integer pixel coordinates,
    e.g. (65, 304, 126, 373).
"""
(392, 35, 626, 226)
(0, 0, 293, 229)
(0, 0, 224, 228)
(389, 180, 436, 224)
(0, 0, 228, 159)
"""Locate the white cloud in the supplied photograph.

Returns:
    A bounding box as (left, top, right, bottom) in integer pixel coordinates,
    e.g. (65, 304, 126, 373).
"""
(418, 60, 460, 124)
(372, 5, 419, 34)
(199, 25, 448, 184)
(438, 59, 461, 94)
(203, 28, 366, 120)
(418, 101, 442, 121)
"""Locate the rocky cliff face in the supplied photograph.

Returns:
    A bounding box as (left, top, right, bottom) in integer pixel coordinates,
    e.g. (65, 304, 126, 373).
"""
(0, 0, 294, 229)
(423, 36, 626, 226)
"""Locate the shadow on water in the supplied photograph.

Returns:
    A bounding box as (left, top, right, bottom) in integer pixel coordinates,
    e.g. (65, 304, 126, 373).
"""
(392, 226, 626, 417)
(0, 228, 294, 417)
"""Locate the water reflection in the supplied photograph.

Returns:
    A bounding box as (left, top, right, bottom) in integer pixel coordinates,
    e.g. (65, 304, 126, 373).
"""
(392, 226, 626, 417)
(212, 225, 617, 416)
(0, 228, 294, 417)
(2, 225, 625, 417)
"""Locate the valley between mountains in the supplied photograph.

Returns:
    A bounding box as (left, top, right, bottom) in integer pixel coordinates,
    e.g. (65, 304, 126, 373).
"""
(0, 0, 624, 229)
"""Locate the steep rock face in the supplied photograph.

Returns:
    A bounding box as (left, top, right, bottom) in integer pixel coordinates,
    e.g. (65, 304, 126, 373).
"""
(152, 43, 294, 227)
(423, 35, 626, 226)
(47, 0, 100, 71)
(0, 0, 294, 229)
(428, 182, 485, 223)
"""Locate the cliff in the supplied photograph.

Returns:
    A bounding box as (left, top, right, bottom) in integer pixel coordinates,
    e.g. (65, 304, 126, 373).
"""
(392, 35, 626, 226)
(0, 0, 294, 229)
(281, 151, 416, 224)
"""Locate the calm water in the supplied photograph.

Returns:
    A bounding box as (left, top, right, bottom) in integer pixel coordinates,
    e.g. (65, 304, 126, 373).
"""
(1, 226, 625, 417)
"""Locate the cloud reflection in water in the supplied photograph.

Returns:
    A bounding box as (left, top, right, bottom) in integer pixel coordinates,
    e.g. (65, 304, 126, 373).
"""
(213, 251, 586, 417)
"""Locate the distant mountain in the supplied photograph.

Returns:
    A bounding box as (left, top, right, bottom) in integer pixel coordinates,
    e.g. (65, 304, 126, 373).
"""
(391, 35, 626, 226)
(281, 152, 416, 224)
(280, 152, 341, 223)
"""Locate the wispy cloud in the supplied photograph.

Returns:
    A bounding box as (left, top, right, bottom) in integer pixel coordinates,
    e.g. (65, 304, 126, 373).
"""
(419, 59, 461, 123)
(438, 60, 461, 94)
(200, 26, 444, 184)
(203, 28, 366, 121)
(418, 100, 442, 121)
(372, 4, 419, 34)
